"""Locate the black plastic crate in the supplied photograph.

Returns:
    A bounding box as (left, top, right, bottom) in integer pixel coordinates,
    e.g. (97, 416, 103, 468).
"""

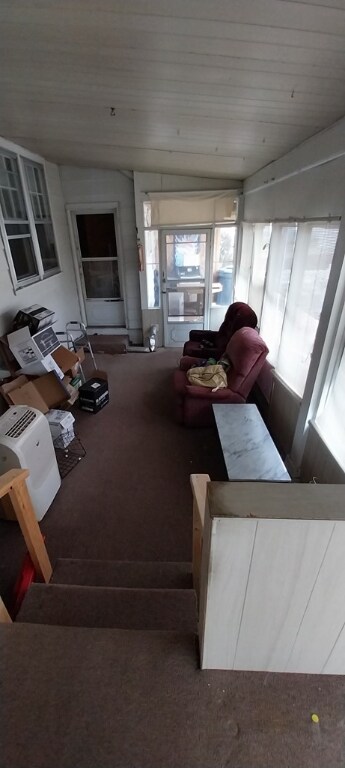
(78, 377, 109, 413)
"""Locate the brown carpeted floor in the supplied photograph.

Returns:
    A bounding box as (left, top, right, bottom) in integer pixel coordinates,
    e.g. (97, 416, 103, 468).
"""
(1, 349, 345, 768)
(0, 349, 226, 605)
(2, 623, 345, 768)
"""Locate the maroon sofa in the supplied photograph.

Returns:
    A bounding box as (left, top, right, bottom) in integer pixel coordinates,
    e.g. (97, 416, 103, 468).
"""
(174, 327, 269, 427)
(182, 302, 257, 359)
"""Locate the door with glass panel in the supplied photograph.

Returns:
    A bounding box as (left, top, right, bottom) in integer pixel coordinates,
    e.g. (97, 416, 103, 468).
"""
(73, 212, 125, 327)
(161, 229, 211, 347)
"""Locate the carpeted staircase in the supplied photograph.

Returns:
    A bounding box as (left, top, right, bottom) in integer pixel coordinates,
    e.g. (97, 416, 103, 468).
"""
(2, 558, 212, 768)
(3, 558, 345, 768)
(16, 558, 198, 632)
(16, 558, 197, 631)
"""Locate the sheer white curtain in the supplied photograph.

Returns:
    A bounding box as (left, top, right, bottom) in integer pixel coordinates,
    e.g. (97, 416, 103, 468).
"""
(234, 223, 253, 304)
(276, 222, 340, 396)
(234, 222, 271, 320)
(260, 224, 297, 366)
(247, 223, 271, 321)
(234, 220, 339, 396)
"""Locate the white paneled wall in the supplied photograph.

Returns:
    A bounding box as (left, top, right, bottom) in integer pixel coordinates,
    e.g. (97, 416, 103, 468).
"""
(200, 482, 345, 674)
(0, 143, 80, 336)
(60, 166, 142, 343)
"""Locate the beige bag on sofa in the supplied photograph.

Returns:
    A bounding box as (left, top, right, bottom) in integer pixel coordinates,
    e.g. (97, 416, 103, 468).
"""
(187, 364, 227, 391)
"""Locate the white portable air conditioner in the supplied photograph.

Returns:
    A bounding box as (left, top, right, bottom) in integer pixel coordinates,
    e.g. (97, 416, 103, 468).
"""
(0, 406, 61, 521)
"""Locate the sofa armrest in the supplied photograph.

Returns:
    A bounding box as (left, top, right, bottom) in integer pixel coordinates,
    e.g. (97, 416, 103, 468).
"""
(179, 355, 207, 371)
(189, 330, 218, 343)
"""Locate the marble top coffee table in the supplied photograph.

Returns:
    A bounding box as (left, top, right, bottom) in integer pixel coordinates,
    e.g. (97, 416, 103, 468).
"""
(213, 404, 291, 482)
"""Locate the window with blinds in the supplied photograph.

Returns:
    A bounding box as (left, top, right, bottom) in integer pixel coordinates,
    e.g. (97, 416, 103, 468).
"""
(236, 219, 340, 397)
(260, 224, 297, 367)
(234, 222, 271, 321)
(276, 222, 339, 396)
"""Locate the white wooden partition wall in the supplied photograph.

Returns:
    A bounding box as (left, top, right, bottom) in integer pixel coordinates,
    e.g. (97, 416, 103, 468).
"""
(198, 482, 345, 674)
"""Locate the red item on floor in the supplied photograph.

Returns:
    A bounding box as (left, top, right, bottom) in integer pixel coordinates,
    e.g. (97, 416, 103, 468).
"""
(11, 540, 46, 618)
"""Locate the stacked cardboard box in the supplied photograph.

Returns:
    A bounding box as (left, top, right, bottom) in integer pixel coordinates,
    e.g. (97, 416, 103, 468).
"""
(0, 305, 109, 417)
(0, 306, 84, 412)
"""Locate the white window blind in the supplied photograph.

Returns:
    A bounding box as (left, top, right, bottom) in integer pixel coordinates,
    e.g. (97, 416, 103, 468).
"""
(248, 223, 271, 321)
(234, 223, 253, 304)
(260, 224, 297, 365)
(276, 222, 340, 396)
(234, 222, 271, 322)
(147, 191, 238, 227)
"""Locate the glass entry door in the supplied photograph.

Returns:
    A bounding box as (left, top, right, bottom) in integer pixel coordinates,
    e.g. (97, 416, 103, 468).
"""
(161, 229, 211, 346)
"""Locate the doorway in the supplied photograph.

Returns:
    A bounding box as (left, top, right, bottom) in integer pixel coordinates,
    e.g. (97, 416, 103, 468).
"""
(71, 210, 125, 327)
(161, 229, 211, 346)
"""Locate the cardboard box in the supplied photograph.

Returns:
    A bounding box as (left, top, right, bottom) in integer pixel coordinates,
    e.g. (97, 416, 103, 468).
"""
(46, 409, 75, 445)
(12, 304, 55, 334)
(78, 371, 109, 413)
(19, 354, 64, 379)
(52, 345, 84, 377)
(8, 324, 83, 381)
(8, 326, 60, 367)
(0, 372, 71, 413)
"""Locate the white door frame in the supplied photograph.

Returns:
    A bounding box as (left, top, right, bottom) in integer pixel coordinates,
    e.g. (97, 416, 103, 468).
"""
(66, 202, 128, 328)
(160, 227, 212, 346)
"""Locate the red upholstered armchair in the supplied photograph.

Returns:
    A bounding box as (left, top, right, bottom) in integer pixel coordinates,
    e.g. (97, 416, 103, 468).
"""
(174, 327, 268, 427)
(182, 302, 257, 360)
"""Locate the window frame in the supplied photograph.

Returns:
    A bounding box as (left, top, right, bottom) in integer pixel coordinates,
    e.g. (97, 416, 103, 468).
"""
(0, 147, 60, 290)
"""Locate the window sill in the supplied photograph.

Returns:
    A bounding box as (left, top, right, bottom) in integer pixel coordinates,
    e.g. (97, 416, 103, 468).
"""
(15, 268, 61, 291)
(309, 419, 345, 475)
(272, 370, 303, 404)
(16, 275, 41, 290)
(42, 267, 61, 279)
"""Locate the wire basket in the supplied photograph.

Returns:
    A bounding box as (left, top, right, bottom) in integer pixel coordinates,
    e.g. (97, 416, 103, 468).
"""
(54, 430, 86, 479)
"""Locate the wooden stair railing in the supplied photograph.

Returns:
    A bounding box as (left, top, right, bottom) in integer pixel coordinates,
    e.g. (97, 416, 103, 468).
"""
(0, 469, 52, 623)
(0, 596, 12, 623)
(190, 474, 210, 602)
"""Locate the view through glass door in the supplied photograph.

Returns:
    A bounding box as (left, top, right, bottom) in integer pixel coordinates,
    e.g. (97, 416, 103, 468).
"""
(161, 229, 211, 346)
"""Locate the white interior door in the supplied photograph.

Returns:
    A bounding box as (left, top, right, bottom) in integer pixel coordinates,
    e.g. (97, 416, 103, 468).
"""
(161, 229, 211, 347)
(73, 211, 125, 327)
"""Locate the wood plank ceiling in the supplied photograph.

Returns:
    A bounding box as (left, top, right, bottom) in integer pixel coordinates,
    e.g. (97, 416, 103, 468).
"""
(0, 0, 345, 179)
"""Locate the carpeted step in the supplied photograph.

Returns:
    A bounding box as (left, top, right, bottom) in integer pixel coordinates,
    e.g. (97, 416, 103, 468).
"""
(51, 558, 193, 589)
(16, 583, 198, 631)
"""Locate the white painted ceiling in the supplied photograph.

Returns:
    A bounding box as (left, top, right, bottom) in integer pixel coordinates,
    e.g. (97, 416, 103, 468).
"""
(1, 0, 345, 179)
